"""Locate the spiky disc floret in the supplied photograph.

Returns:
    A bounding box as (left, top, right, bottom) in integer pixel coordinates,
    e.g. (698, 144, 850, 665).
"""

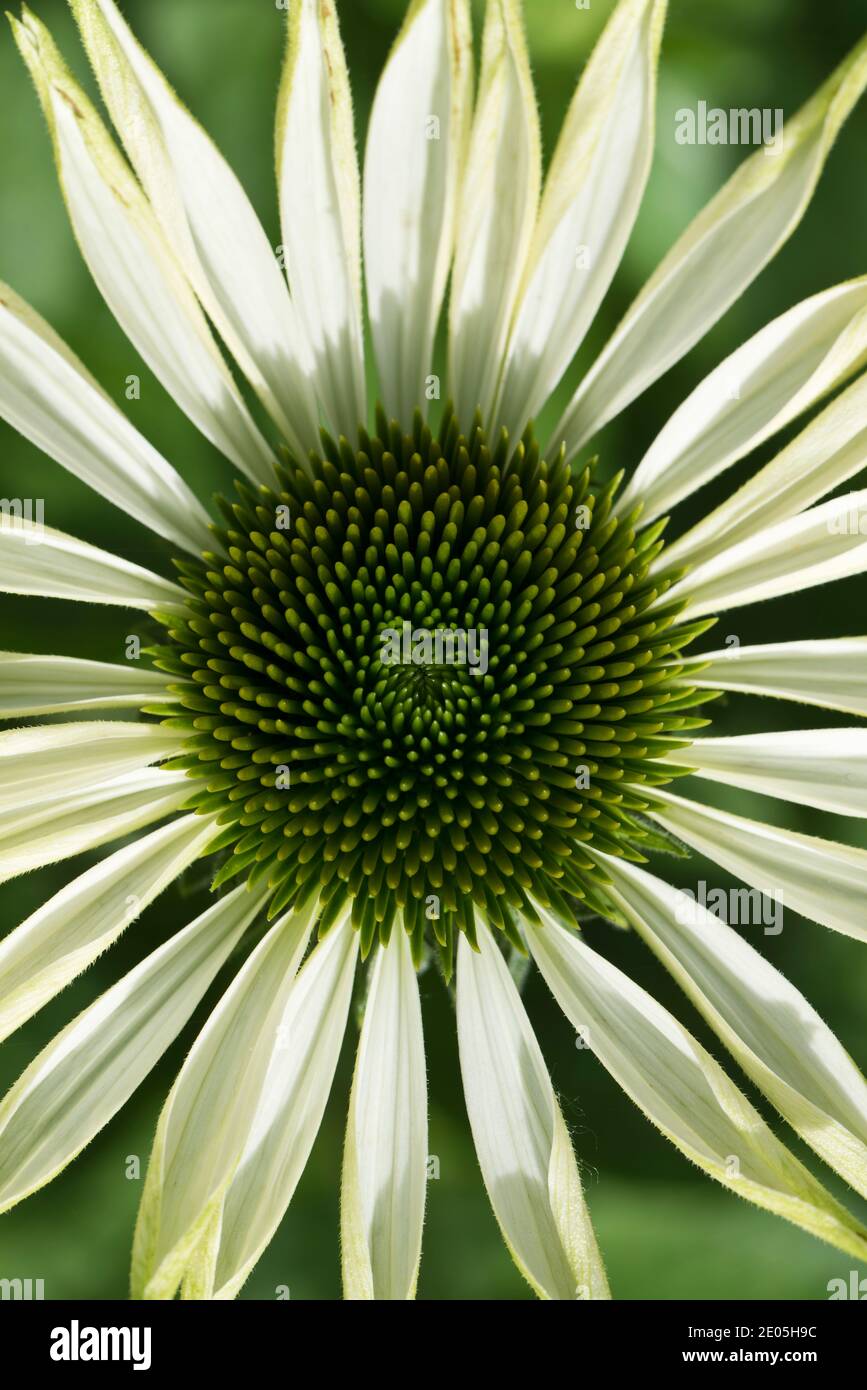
(151, 409, 713, 967)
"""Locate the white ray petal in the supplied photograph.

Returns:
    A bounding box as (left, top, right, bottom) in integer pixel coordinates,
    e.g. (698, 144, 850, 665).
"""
(0, 285, 212, 553)
(70, 0, 320, 455)
(341, 924, 428, 1301)
(552, 34, 867, 456)
(673, 639, 867, 718)
(364, 0, 472, 423)
(448, 0, 541, 425)
(277, 0, 365, 439)
(495, 0, 666, 442)
(11, 11, 276, 486)
(0, 653, 173, 718)
(457, 924, 609, 1300)
(0, 513, 186, 612)
(661, 728, 867, 818)
(0, 721, 184, 807)
(0, 813, 218, 1044)
(132, 895, 319, 1301)
(663, 370, 867, 571)
(664, 487, 867, 616)
(621, 277, 867, 521)
(598, 854, 867, 1201)
(525, 906, 867, 1261)
(649, 785, 867, 945)
(209, 919, 359, 1300)
(0, 882, 264, 1215)
(0, 768, 191, 885)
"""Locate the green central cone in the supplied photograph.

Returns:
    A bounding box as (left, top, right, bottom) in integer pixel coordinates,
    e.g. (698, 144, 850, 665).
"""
(150, 409, 715, 974)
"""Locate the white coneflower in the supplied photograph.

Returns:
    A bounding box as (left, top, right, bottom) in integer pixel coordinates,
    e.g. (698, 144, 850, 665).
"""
(1, 0, 867, 1301)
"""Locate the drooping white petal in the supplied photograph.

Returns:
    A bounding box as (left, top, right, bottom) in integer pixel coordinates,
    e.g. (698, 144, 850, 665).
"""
(0, 769, 192, 885)
(342, 924, 428, 1301)
(663, 370, 867, 571)
(673, 639, 867, 718)
(494, 0, 666, 442)
(208, 919, 359, 1300)
(0, 721, 184, 809)
(456, 925, 609, 1300)
(0, 882, 264, 1215)
(663, 488, 867, 616)
(0, 652, 173, 718)
(552, 34, 867, 456)
(0, 284, 212, 553)
(525, 906, 867, 1261)
(448, 0, 541, 425)
(11, 11, 276, 486)
(364, 0, 472, 423)
(649, 786, 867, 945)
(620, 277, 867, 521)
(132, 895, 320, 1301)
(277, 0, 365, 439)
(661, 728, 867, 818)
(0, 513, 186, 611)
(597, 854, 867, 1201)
(0, 813, 218, 1044)
(70, 0, 320, 456)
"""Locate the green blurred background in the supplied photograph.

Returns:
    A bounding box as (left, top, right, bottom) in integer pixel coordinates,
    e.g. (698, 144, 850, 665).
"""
(1, 0, 866, 1300)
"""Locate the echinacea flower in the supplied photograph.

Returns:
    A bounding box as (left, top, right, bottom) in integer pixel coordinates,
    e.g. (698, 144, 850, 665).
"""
(1, 0, 867, 1301)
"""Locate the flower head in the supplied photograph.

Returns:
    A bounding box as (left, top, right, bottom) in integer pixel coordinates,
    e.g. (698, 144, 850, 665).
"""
(159, 410, 705, 968)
